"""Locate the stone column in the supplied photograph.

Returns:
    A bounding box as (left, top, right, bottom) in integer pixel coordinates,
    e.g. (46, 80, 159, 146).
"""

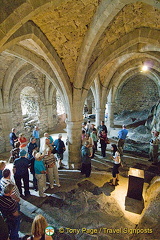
(95, 108, 106, 128)
(66, 119, 83, 169)
(46, 104, 55, 131)
(87, 99, 92, 114)
(0, 111, 13, 151)
(107, 102, 115, 128)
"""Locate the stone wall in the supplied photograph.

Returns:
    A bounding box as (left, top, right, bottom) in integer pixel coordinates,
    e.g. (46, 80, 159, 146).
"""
(146, 100, 160, 132)
(115, 75, 159, 113)
(56, 91, 65, 115)
(11, 71, 57, 140)
(20, 87, 40, 117)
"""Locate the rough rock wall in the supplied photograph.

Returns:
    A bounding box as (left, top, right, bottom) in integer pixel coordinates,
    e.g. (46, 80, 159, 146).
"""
(132, 177, 160, 240)
(115, 75, 159, 113)
(21, 93, 39, 117)
(149, 100, 160, 132)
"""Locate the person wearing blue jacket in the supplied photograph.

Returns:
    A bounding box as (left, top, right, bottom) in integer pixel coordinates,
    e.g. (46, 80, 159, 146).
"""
(81, 141, 92, 178)
(117, 125, 128, 156)
(34, 152, 47, 197)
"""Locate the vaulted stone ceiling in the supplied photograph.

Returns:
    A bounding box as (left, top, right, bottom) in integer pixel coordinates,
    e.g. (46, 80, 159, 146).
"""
(90, 2, 160, 67)
(32, 0, 99, 82)
(0, 0, 160, 115)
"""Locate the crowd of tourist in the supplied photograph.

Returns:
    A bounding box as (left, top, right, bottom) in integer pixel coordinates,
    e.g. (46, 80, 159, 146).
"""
(0, 126, 67, 239)
(9, 128, 65, 198)
(80, 120, 122, 178)
(0, 121, 159, 240)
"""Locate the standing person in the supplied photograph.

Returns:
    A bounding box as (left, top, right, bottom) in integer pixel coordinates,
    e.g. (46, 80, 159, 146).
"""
(32, 126, 40, 150)
(90, 130, 98, 156)
(54, 134, 66, 169)
(0, 161, 6, 180)
(29, 150, 38, 191)
(0, 169, 20, 204)
(34, 152, 47, 197)
(99, 130, 107, 157)
(13, 149, 30, 197)
(18, 133, 28, 151)
(98, 121, 107, 134)
(81, 141, 92, 178)
(9, 128, 18, 148)
(27, 137, 38, 160)
(27, 214, 52, 240)
(85, 133, 94, 157)
(109, 144, 121, 186)
(83, 104, 88, 118)
(90, 124, 97, 134)
(43, 148, 60, 189)
(117, 125, 128, 156)
(44, 133, 54, 146)
(81, 130, 86, 145)
(149, 130, 160, 165)
(82, 123, 87, 133)
(85, 120, 91, 136)
(42, 138, 53, 155)
(9, 142, 20, 163)
(0, 215, 9, 240)
(0, 184, 20, 240)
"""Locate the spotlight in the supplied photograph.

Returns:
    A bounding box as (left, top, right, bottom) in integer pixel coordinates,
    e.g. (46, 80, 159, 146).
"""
(141, 65, 148, 72)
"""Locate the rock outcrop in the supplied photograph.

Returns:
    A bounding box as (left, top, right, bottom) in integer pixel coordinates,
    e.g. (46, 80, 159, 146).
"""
(113, 101, 160, 157)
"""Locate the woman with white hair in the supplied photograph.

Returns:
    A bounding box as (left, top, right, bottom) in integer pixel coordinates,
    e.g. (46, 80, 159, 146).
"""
(42, 137, 53, 155)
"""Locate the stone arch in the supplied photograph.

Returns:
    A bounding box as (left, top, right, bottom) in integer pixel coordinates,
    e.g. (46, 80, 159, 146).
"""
(1, 20, 73, 120)
(95, 51, 160, 105)
(115, 74, 159, 113)
(84, 28, 160, 91)
(44, 78, 57, 110)
(11, 69, 49, 134)
(99, 53, 160, 127)
(100, 52, 159, 89)
(3, 62, 34, 109)
(0, 0, 68, 47)
(74, 0, 160, 88)
(109, 57, 160, 101)
(80, 28, 160, 106)
(6, 45, 71, 118)
(0, 1, 159, 91)
(2, 20, 72, 98)
(110, 56, 159, 86)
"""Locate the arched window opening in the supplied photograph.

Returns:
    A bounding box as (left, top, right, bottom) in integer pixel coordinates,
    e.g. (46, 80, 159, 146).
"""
(20, 87, 40, 130)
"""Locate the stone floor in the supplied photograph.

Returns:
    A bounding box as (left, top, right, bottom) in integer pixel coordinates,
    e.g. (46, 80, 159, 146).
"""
(0, 124, 160, 239)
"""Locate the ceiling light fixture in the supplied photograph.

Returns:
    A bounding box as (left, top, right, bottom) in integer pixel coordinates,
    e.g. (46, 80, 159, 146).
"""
(141, 65, 148, 72)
